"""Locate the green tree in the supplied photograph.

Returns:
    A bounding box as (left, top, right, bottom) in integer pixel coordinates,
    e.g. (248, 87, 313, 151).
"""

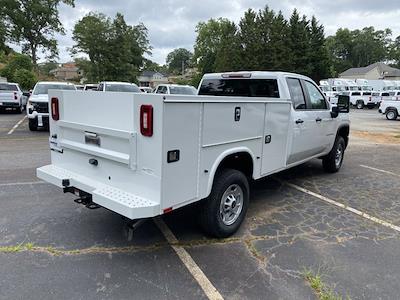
(0, 53, 33, 80)
(38, 61, 59, 78)
(194, 18, 240, 74)
(238, 9, 262, 70)
(308, 16, 332, 81)
(166, 48, 193, 75)
(0, 0, 75, 66)
(72, 12, 151, 82)
(13, 69, 37, 89)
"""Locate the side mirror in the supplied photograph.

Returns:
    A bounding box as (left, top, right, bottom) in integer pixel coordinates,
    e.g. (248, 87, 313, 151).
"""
(337, 95, 350, 113)
(331, 106, 339, 118)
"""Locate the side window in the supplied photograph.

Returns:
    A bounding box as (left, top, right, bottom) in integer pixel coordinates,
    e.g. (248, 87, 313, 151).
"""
(156, 86, 163, 94)
(97, 83, 104, 91)
(304, 81, 327, 110)
(287, 78, 306, 110)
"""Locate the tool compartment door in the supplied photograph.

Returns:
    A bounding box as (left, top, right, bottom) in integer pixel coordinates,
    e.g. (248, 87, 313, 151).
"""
(261, 102, 291, 175)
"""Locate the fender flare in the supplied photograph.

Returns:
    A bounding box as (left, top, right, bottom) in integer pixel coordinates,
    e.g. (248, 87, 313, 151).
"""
(206, 147, 257, 197)
(385, 106, 399, 114)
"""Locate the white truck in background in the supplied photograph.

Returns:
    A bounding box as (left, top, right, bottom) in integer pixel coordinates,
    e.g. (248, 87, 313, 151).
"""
(0, 82, 25, 113)
(37, 71, 350, 238)
(379, 99, 400, 120)
(27, 82, 76, 131)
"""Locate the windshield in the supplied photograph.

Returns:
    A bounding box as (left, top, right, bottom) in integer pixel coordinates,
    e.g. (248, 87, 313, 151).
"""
(0, 83, 18, 91)
(105, 84, 140, 93)
(169, 86, 197, 95)
(33, 84, 75, 95)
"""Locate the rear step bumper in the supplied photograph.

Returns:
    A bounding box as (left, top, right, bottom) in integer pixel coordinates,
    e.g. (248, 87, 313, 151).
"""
(37, 165, 160, 220)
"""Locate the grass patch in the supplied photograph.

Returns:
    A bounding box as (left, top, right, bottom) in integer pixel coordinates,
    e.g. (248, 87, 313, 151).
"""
(303, 268, 349, 300)
(0, 242, 35, 253)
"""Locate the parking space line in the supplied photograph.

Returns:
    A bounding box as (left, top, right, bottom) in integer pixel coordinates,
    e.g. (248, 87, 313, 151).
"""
(0, 181, 46, 187)
(286, 182, 400, 233)
(360, 165, 400, 178)
(7, 115, 27, 135)
(154, 217, 224, 300)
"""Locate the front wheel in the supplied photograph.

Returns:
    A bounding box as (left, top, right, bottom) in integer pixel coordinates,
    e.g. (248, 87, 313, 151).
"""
(199, 169, 249, 238)
(356, 101, 364, 109)
(322, 136, 346, 173)
(29, 118, 38, 131)
(386, 109, 398, 120)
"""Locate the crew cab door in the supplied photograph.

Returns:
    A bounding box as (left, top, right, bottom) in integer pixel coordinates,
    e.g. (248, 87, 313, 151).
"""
(286, 78, 324, 164)
(302, 80, 335, 154)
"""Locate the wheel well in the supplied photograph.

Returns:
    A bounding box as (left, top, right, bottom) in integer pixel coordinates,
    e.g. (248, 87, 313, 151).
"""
(338, 126, 349, 147)
(386, 107, 398, 113)
(216, 152, 254, 179)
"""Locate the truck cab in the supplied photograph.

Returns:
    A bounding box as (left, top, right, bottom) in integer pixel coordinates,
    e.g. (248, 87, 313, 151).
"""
(37, 71, 350, 238)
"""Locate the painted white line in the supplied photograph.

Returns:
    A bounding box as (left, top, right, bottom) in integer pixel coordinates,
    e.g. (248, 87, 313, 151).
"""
(360, 165, 400, 178)
(286, 182, 400, 233)
(0, 181, 46, 187)
(154, 217, 224, 300)
(7, 115, 27, 135)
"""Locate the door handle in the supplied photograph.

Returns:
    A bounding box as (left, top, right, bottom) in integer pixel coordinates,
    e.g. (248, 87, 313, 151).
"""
(315, 117, 322, 122)
(295, 119, 304, 124)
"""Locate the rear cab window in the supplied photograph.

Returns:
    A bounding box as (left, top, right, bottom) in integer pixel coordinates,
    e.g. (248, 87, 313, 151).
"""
(0, 83, 18, 91)
(198, 79, 279, 98)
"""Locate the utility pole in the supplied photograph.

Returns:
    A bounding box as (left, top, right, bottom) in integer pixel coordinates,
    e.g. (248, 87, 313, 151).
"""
(182, 60, 185, 76)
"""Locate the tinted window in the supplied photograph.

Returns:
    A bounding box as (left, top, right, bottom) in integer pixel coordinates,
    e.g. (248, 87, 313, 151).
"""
(105, 84, 139, 93)
(169, 86, 197, 95)
(372, 92, 380, 96)
(287, 78, 306, 109)
(382, 92, 390, 96)
(389, 92, 396, 96)
(304, 81, 327, 110)
(156, 86, 167, 94)
(198, 79, 279, 98)
(33, 84, 76, 95)
(0, 83, 18, 91)
(351, 92, 361, 96)
(362, 92, 372, 96)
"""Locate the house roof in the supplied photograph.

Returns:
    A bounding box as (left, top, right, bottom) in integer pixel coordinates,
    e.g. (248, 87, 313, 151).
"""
(140, 70, 168, 77)
(340, 62, 400, 77)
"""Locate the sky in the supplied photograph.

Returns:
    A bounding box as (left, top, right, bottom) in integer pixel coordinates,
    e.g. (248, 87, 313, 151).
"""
(12, 0, 400, 65)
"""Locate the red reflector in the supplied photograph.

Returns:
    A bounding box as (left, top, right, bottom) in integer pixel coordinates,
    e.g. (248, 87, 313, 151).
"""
(140, 104, 153, 137)
(163, 207, 173, 214)
(51, 97, 59, 121)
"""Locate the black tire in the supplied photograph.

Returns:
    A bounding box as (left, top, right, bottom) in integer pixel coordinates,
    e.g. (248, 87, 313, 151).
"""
(356, 100, 364, 109)
(386, 109, 398, 120)
(322, 136, 346, 173)
(199, 169, 249, 238)
(29, 118, 38, 131)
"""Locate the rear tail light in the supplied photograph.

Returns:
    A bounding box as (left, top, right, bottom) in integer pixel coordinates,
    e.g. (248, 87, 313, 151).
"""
(14, 92, 17, 100)
(369, 96, 372, 101)
(51, 97, 59, 121)
(140, 105, 153, 137)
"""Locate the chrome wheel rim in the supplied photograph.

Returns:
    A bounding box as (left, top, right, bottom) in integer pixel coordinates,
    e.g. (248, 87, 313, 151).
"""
(335, 143, 344, 168)
(388, 111, 395, 119)
(219, 184, 243, 226)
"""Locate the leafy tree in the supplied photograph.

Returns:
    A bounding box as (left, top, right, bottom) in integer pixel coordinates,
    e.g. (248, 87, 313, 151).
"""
(0, 0, 75, 66)
(38, 61, 59, 78)
(13, 69, 37, 89)
(166, 48, 193, 75)
(238, 9, 261, 70)
(308, 16, 332, 81)
(72, 12, 151, 82)
(0, 53, 33, 80)
(327, 27, 392, 75)
(141, 58, 168, 73)
(194, 18, 240, 74)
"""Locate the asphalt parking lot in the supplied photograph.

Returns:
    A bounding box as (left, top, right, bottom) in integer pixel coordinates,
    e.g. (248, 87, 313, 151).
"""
(1, 108, 400, 299)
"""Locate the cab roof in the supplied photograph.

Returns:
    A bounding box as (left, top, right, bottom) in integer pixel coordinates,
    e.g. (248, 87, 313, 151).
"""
(202, 71, 312, 81)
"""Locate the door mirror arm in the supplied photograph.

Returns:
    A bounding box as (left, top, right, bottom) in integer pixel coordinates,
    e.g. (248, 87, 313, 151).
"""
(331, 106, 339, 118)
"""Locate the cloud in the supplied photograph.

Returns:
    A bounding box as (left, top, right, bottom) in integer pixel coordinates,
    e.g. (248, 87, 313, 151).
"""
(8, 0, 400, 64)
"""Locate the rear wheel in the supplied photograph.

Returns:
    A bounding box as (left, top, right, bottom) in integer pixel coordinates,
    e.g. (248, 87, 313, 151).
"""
(199, 169, 249, 238)
(386, 109, 398, 120)
(29, 118, 38, 131)
(322, 136, 345, 173)
(356, 100, 364, 109)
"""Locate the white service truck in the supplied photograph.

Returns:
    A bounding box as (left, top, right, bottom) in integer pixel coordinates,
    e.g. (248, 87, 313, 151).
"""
(379, 99, 400, 120)
(37, 72, 350, 238)
(0, 82, 25, 113)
